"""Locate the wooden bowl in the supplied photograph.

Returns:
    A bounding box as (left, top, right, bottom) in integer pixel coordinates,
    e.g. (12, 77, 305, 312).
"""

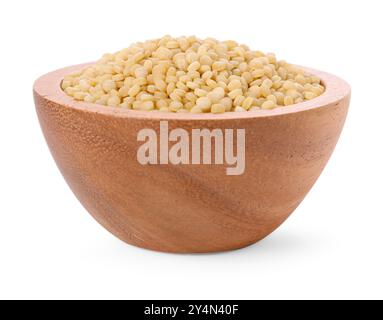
(33, 64, 350, 253)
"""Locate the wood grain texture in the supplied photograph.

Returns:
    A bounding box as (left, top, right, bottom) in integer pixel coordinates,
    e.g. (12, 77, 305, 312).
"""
(33, 64, 350, 253)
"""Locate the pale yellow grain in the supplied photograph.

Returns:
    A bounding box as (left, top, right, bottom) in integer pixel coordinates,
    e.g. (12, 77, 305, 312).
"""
(143, 60, 153, 71)
(263, 79, 273, 88)
(79, 79, 91, 91)
(220, 97, 233, 112)
(176, 81, 188, 91)
(311, 76, 321, 84)
(228, 88, 243, 99)
(212, 60, 226, 71)
(184, 92, 196, 103)
(73, 92, 87, 101)
(166, 40, 179, 49)
(202, 70, 213, 81)
(249, 85, 261, 98)
(233, 95, 245, 107)
(313, 84, 325, 95)
(266, 95, 277, 104)
(134, 67, 148, 78)
(242, 72, 252, 84)
(173, 88, 186, 97)
(187, 61, 201, 73)
(252, 68, 265, 79)
(128, 84, 140, 97)
(169, 100, 183, 112)
(140, 93, 154, 101)
(61, 80, 72, 90)
(95, 98, 107, 106)
(190, 106, 203, 113)
(260, 84, 271, 97)
(183, 101, 194, 110)
(283, 80, 295, 91)
(249, 58, 264, 69)
(146, 85, 157, 93)
(205, 78, 216, 88)
(186, 81, 198, 90)
(140, 100, 155, 111)
(119, 101, 131, 109)
(107, 95, 121, 107)
(234, 106, 246, 112)
(242, 96, 254, 110)
(295, 74, 306, 85)
(278, 67, 287, 79)
(186, 51, 198, 63)
(102, 79, 116, 92)
(211, 104, 226, 114)
(156, 47, 172, 60)
(304, 91, 317, 100)
(217, 81, 227, 89)
(200, 55, 213, 66)
(195, 88, 208, 97)
(284, 96, 294, 106)
(207, 87, 225, 103)
(274, 92, 285, 105)
(84, 94, 95, 103)
(167, 82, 176, 95)
(134, 77, 147, 86)
(196, 96, 212, 111)
(169, 92, 182, 102)
(286, 89, 299, 99)
(153, 78, 166, 92)
(266, 53, 277, 64)
(227, 79, 242, 91)
(216, 74, 228, 83)
(155, 99, 167, 109)
(261, 100, 276, 110)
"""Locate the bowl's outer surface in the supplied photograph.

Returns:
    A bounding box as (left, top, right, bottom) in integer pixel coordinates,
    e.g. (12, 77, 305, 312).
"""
(34, 64, 350, 253)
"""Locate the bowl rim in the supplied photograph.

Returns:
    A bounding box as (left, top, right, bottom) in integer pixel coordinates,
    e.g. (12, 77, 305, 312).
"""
(34, 63, 351, 120)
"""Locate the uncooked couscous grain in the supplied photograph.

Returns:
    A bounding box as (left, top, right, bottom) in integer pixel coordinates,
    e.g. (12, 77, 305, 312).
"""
(62, 36, 325, 113)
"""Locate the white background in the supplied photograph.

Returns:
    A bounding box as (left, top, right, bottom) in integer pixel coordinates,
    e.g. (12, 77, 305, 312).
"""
(0, 0, 382, 300)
